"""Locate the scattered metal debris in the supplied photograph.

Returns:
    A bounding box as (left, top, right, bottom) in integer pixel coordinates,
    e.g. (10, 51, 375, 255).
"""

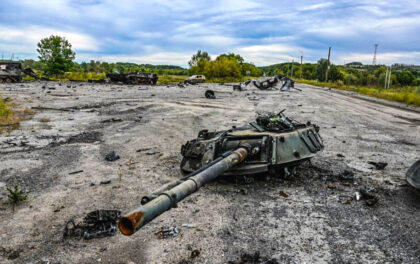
(228, 251, 279, 264)
(250, 75, 297, 91)
(205, 89, 216, 99)
(105, 151, 120, 161)
(338, 170, 354, 182)
(101, 118, 123, 123)
(146, 150, 157, 155)
(359, 186, 378, 206)
(368, 161, 388, 170)
(406, 159, 420, 189)
(135, 148, 151, 154)
(233, 79, 252, 91)
(191, 249, 201, 259)
(181, 223, 196, 229)
(69, 170, 84, 175)
(279, 191, 289, 198)
(155, 226, 180, 239)
(253, 77, 278, 90)
(63, 210, 121, 240)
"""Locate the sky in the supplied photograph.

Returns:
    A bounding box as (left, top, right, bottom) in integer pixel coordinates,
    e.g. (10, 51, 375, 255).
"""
(0, 0, 419, 67)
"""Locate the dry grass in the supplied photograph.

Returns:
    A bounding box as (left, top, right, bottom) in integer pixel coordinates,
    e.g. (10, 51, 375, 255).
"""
(0, 97, 35, 133)
(39, 117, 51, 123)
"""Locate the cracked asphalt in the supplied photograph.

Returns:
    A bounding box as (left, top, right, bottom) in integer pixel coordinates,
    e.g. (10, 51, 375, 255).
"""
(0, 81, 419, 264)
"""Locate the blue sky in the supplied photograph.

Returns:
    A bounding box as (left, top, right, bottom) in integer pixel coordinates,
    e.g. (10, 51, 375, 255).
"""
(0, 0, 419, 67)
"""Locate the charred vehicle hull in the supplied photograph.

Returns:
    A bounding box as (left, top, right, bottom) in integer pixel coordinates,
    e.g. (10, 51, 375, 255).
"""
(181, 113, 323, 175)
(106, 72, 158, 85)
(118, 112, 323, 236)
(0, 62, 37, 83)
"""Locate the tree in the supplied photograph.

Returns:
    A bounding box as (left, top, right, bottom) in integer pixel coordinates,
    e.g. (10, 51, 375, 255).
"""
(188, 50, 211, 67)
(328, 65, 343, 82)
(397, 70, 417, 86)
(240, 62, 262, 76)
(37, 35, 75, 76)
(216, 53, 244, 64)
(315, 59, 329, 81)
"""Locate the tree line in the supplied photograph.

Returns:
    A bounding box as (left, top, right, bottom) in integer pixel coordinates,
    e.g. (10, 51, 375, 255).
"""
(261, 59, 419, 87)
(11, 35, 420, 88)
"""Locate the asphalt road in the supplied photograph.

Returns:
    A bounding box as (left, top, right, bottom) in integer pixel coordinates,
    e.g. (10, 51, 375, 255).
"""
(0, 81, 419, 264)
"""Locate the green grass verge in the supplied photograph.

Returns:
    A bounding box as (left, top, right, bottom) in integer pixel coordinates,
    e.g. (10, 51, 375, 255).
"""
(299, 79, 420, 107)
(157, 75, 188, 84)
(0, 96, 11, 122)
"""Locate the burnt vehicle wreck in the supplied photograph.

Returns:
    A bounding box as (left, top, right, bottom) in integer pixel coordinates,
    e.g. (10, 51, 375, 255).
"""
(233, 75, 297, 91)
(0, 62, 38, 83)
(118, 111, 323, 236)
(106, 72, 158, 85)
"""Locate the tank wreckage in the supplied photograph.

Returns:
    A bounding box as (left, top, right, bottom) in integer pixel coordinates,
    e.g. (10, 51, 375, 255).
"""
(106, 72, 158, 85)
(0, 62, 38, 83)
(233, 75, 299, 91)
(118, 111, 323, 236)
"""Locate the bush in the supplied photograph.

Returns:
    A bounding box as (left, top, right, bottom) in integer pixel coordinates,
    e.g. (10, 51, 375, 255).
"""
(343, 74, 359, 85)
(6, 182, 28, 210)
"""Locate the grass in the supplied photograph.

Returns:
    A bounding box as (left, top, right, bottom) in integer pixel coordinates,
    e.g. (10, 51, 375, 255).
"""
(0, 97, 35, 134)
(299, 79, 420, 107)
(0, 96, 11, 122)
(157, 75, 187, 84)
(6, 182, 28, 211)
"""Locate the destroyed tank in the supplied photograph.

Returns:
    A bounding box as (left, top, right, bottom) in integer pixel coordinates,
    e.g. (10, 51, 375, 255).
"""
(118, 112, 323, 236)
(180, 111, 322, 176)
(0, 62, 38, 83)
(106, 72, 158, 85)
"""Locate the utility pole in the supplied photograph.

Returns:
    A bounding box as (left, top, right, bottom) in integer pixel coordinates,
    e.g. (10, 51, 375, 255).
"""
(291, 59, 294, 78)
(384, 67, 389, 89)
(300, 51, 303, 80)
(387, 67, 392, 89)
(325, 47, 331, 82)
(372, 44, 378, 65)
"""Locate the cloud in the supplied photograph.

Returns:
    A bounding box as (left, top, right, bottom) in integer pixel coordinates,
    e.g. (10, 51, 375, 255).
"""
(96, 52, 192, 65)
(0, 0, 419, 65)
(235, 44, 302, 65)
(299, 2, 334, 11)
(0, 25, 100, 52)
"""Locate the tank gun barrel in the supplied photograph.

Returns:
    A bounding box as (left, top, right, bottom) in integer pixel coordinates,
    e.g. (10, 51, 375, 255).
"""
(118, 147, 249, 236)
